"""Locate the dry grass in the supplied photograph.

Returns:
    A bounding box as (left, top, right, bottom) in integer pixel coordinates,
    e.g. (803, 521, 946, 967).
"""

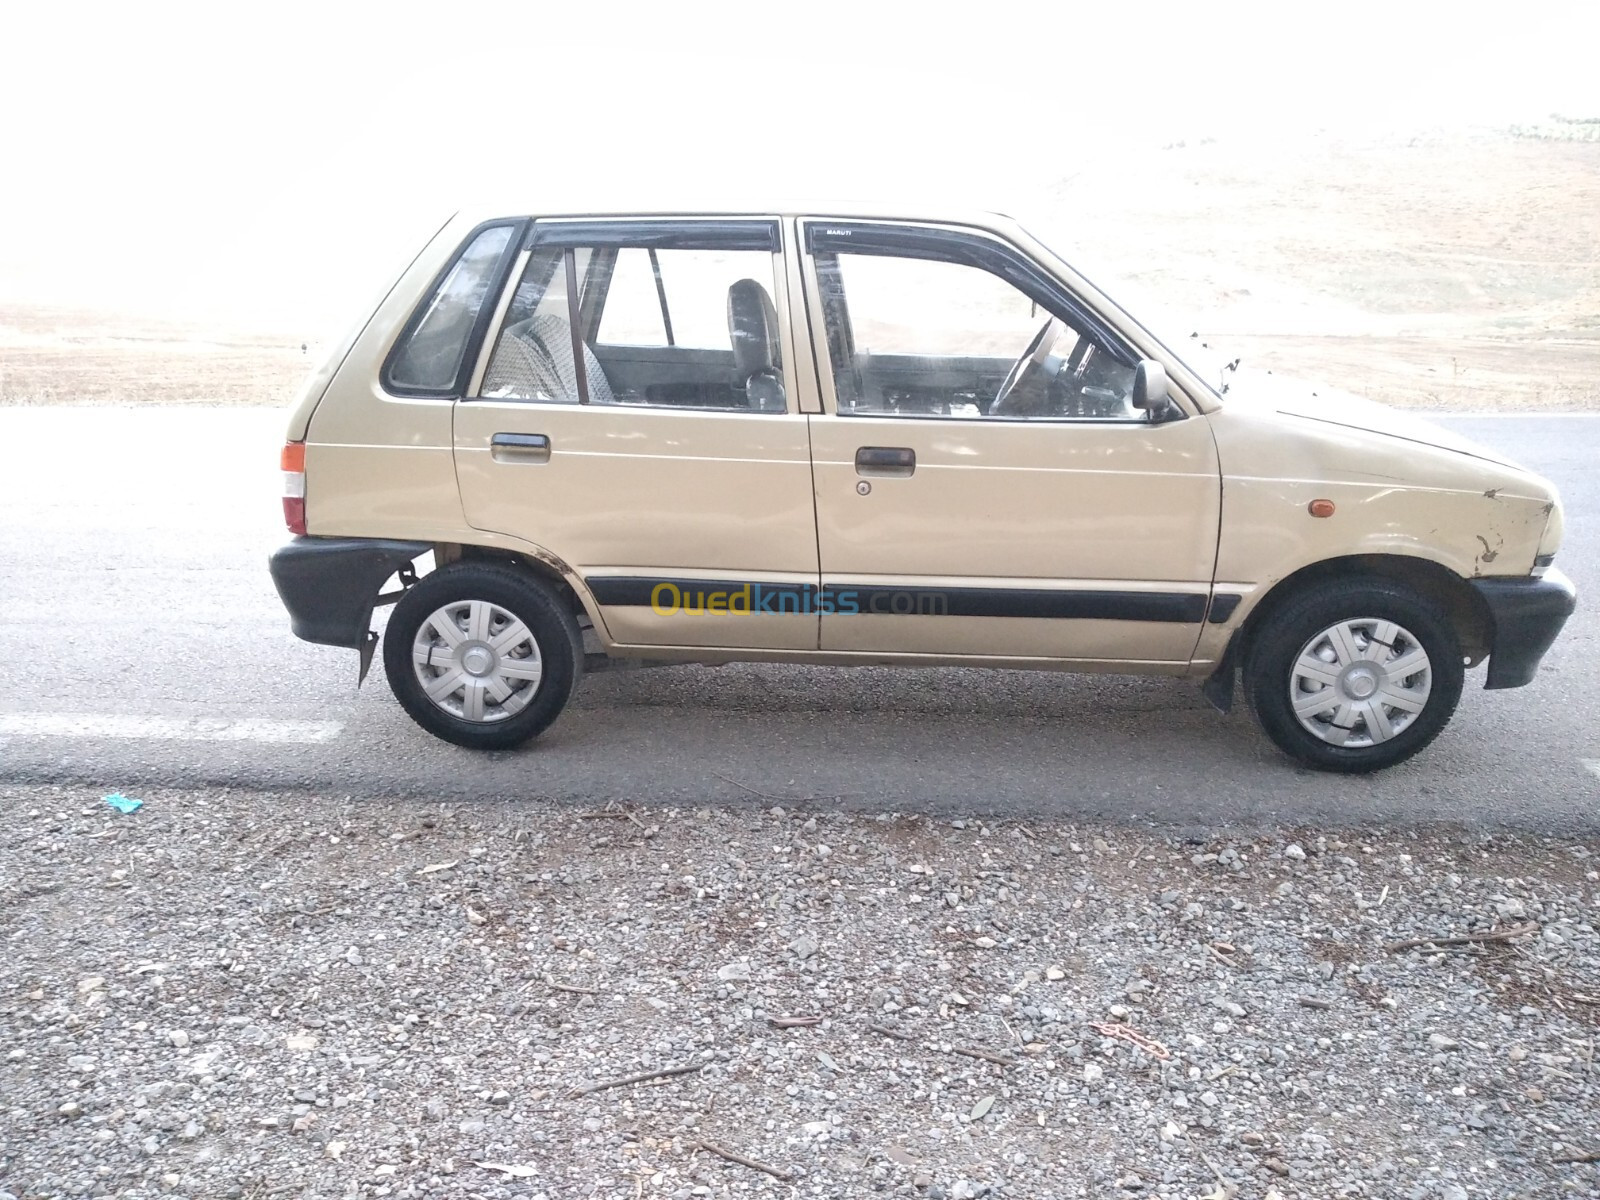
(0, 306, 312, 407)
(5, 130, 1598, 412)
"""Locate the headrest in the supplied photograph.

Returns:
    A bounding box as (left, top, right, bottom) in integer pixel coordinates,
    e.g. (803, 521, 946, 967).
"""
(727, 279, 781, 377)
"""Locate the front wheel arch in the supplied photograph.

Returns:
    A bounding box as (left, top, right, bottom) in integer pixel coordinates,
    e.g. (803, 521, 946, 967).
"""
(1246, 555, 1490, 662)
(1241, 574, 1466, 772)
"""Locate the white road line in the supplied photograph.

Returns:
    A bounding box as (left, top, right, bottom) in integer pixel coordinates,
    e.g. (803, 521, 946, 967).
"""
(0, 713, 343, 744)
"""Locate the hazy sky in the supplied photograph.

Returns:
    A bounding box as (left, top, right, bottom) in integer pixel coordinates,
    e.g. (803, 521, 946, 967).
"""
(3, 0, 1596, 333)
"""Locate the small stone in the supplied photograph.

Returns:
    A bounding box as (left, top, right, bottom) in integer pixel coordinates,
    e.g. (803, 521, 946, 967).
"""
(168, 1030, 190, 1049)
(1199, 1091, 1219, 1108)
(459, 1118, 486, 1134)
(293, 1087, 317, 1104)
(58, 1101, 83, 1119)
(789, 935, 819, 960)
(1284, 843, 1306, 860)
(1046, 967, 1065, 981)
(178, 1118, 204, 1142)
(422, 1100, 446, 1122)
(1428, 1033, 1461, 1051)
(286, 1033, 318, 1051)
(1083, 1063, 1104, 1084)
(489, 1089, 511, 1105)
(77, 976, 106, 994)
(716, 962, 751, 983)
(1212, 998, 1247, 1018)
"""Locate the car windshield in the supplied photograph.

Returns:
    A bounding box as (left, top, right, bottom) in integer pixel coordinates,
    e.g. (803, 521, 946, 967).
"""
(1020, 221, 1238, 398)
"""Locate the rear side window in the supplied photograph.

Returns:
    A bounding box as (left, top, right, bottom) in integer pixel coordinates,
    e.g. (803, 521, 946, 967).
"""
(385, 223, 517, 394)
(478, 221, 787, 412)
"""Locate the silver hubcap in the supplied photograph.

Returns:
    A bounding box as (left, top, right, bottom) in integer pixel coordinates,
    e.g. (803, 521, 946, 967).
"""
(411, 600, 542, 724)
(1290, 618, 1432, 748)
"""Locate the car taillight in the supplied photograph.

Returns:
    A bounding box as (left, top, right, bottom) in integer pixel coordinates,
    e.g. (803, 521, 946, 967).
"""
(281, 441, 307, 535)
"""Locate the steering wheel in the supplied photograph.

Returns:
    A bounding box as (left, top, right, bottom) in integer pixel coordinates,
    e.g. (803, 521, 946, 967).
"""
(990, 318, 1062, 416)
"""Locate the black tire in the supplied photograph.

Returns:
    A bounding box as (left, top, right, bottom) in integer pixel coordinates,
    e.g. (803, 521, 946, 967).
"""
(382, 562, 583, 750)
(1243, 577, 1464, 773)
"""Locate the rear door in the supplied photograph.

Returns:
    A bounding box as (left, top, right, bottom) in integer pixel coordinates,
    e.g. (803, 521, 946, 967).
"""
(798, 219, 1223, 666)
(453, 218, 820, 651)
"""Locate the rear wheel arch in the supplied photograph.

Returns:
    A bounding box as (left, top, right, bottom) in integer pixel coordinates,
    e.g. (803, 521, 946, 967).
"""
(438, 542, 595, 629)
(383, 558, 584, 750)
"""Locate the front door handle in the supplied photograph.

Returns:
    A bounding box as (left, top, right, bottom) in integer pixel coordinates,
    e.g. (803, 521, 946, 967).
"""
(855, 446, 916, 478)
(490, 432, 551, 464)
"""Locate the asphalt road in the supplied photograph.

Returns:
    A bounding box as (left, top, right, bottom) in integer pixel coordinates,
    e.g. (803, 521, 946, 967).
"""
(1, 406, 1595, 830)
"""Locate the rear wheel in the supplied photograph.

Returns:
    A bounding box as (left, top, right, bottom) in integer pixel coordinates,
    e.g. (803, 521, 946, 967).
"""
(1244, 578, 1464, 772)
(383, 563, 582, 750)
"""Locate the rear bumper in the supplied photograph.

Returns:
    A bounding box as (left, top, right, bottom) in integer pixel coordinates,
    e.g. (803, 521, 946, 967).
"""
(1471, 567, 1577, 689)
(268, 537, 430, 649)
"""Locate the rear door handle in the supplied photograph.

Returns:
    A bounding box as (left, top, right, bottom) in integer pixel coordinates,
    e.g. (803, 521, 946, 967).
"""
(855, 446, 916, 477)
(490, 432, 551, 463)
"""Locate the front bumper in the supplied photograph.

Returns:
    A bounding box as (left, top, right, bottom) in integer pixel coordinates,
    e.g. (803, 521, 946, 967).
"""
(268, 537, 430, 649)
(1471, 567, 1577, 689)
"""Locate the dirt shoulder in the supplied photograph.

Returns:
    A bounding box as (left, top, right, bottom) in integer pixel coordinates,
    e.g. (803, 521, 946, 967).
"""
(4, 132, 1596, 413)
(2, 784, 1597, 1198)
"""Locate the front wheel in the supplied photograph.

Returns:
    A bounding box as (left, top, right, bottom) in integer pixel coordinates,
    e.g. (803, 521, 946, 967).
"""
(382, 563, 583, 750)
(1244, 578, 1464, 773)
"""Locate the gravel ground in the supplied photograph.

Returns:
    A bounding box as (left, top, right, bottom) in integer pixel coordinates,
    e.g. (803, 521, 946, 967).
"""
(2, 784, 1599, 1200)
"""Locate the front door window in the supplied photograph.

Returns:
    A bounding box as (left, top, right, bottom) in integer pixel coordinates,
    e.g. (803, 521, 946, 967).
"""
(813, 241, 1138, 421)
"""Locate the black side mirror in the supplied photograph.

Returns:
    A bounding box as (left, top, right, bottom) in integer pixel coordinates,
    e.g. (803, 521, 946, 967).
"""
(1132, 359, 1178, 421)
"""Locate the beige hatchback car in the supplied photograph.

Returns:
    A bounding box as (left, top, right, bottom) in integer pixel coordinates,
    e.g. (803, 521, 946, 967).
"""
(269, 205, 1575, 773)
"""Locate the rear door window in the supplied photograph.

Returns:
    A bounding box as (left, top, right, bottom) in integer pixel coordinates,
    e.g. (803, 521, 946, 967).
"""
(478, 221, 788, 412)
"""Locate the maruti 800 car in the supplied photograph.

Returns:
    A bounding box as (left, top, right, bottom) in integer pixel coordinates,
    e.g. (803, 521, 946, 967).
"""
(268, 205, 1575, 773)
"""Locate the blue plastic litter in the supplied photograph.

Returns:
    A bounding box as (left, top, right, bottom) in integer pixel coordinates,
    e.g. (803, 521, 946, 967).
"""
(103, 793, 143, 814)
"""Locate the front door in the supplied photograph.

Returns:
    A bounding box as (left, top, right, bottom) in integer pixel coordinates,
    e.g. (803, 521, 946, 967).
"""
(800, 220, 1222, 666)
(454, 218, 819, 651)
